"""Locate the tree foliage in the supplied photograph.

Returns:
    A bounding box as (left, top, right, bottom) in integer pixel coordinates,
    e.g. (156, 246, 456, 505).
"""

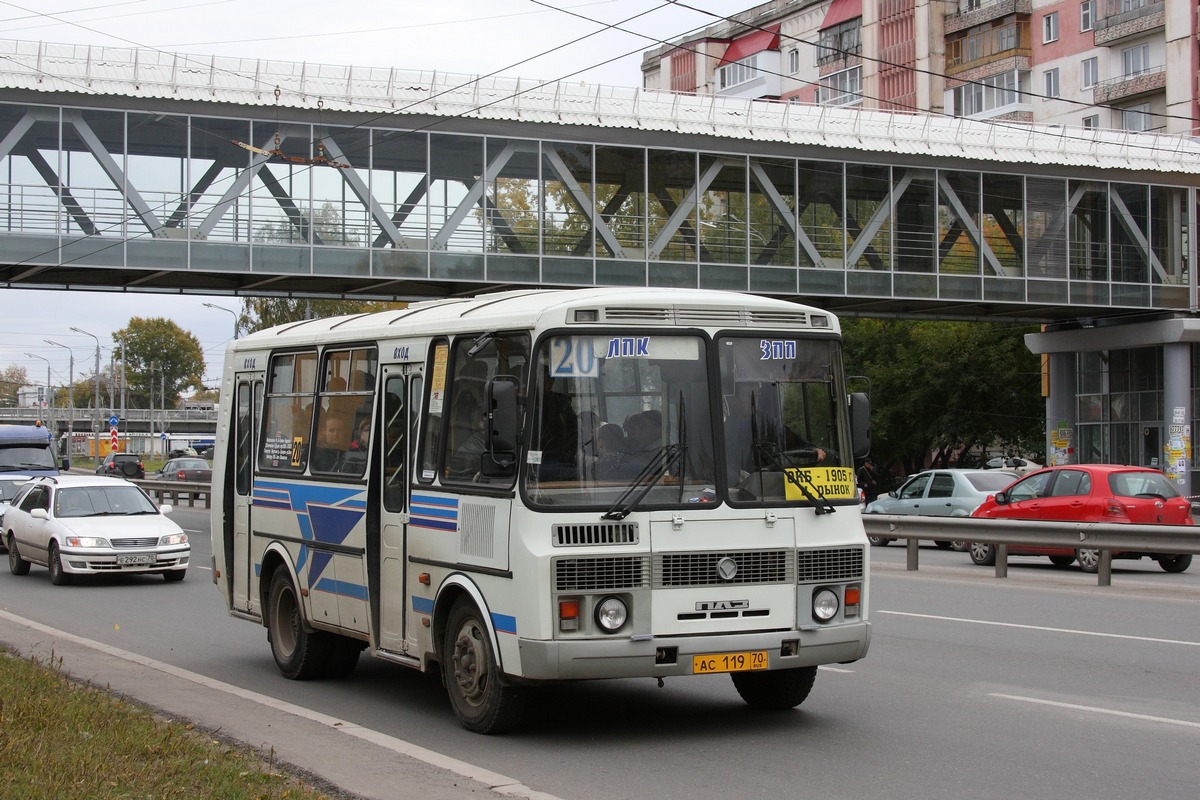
(842, 318, 1045, 482)
(112, 318, 205, 410)
(0, 365, 29, 405)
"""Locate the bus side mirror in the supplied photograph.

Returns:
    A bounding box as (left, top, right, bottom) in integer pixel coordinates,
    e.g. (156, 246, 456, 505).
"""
(850, 392, 871, 460)
(480, 376, 519, 478)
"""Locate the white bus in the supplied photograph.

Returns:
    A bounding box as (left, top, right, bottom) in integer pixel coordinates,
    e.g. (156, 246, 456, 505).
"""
(210, 287, 872, 733)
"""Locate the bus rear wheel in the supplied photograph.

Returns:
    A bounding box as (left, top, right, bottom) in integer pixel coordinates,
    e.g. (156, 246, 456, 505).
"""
(267, 570, 330, 680)
(731, 665, 817, 709)
(441, 600, 526, 734)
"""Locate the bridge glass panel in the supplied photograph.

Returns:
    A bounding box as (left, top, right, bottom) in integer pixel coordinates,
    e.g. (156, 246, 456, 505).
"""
(486, 137, 539, 257)
(429, 133, 484, 254)
(796, 160, 844, 269)
(540, 141, 594, 257)
(1069, 180, 1108, 284)
(310, 125, 371, 277)
(697, 153, 747, 265)
(594, 145, 646, 259)
(188, 116, 250, 249)
(126, 111, 188, 270)
(982, 173, 1024, 277)
(1026, 176, 1067, 280)
(938, 171, 981, 276)
(844, 162, 891, 276)
(368, 129, 428, 279)
(894, 168, 935, 274)
(647, 148, 697, 263)
(250, 121, 312, 250)
(746, 156, 796, 268)
(1110, 182, 1149, 285)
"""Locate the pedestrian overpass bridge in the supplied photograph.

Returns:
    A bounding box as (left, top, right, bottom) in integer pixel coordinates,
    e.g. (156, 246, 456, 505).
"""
(1, 39, 1199, 486)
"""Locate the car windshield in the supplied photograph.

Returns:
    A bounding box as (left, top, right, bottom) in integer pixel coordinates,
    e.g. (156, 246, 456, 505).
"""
(0, 478, 29, 500)
(172, 459, 209, 470)
(55, 485, 160, 518)
(0, 445, 56, 471)
(1109, 471, 1179, 499)
(966, 472, 1018, 492)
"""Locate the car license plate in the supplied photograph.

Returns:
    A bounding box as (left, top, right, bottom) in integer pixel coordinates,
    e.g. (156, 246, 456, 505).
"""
(692, 650, 768, 674)
(116, 554, 156, 565)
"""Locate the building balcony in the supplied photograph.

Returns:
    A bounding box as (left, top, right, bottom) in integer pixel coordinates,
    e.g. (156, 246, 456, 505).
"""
(1093, 0, 1164, 47)
(1093, 65, 1166, 104)
(945, 0, 1032, 36)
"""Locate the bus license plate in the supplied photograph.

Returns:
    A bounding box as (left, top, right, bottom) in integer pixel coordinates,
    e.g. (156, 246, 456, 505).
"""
(692, 650, 768, 674)
(116, 554, 156, 565)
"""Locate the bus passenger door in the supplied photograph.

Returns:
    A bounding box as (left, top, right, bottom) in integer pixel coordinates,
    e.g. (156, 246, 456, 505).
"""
(377, 368, 417, 654)
(232, 375, 263, 613)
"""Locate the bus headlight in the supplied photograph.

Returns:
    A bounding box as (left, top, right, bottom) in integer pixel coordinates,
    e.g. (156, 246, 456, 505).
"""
(595, 596, 628, 633)
(812, 588, 840, 622)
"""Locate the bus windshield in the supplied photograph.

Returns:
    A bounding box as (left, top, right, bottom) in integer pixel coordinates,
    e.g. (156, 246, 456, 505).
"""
(718, 335, 853, 504)
(0, 444, 56, 472)
(524, 333, 716, 510)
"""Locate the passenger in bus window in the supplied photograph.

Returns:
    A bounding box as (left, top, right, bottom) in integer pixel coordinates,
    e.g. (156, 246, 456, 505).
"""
(313, 414, 351, 471)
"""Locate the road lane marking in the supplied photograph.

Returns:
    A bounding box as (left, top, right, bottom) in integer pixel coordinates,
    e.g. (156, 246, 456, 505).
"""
(0, 609, 565, 800)
(990, 693, 1200, 729)
(877, 610, 1200, 647)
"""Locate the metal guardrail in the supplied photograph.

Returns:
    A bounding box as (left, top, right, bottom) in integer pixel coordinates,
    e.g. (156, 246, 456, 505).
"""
(861, 514, 1200, 586)
(136, 479, 211, 510)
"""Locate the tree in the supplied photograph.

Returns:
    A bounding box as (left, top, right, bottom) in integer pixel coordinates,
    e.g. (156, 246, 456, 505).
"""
(112, 318, 205, 410)
(0, 365, 29, 405)
(842, 318, 1044, 484)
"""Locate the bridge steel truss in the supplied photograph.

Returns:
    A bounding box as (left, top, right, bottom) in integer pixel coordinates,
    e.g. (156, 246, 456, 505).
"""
(0, 92, 1196, 323)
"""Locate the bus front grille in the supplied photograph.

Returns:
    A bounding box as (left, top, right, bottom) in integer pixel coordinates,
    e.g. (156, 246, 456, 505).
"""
(796, 547, 864, 583)
(554, 556, 650, 591)
(654, 550, 793, 587)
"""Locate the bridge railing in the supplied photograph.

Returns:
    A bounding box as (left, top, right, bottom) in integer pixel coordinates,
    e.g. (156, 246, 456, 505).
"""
(861, 513, 1200, 587)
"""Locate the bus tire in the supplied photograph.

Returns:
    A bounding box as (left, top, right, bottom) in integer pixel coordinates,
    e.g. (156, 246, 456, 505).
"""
(267, 569, 331, 680)
(731, 665, 817, 709)
(441, 599, 526, 734)
(324, 635, 364, 679)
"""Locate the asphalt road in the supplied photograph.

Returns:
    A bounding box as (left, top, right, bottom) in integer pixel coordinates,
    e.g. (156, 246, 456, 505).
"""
(3, 510, 1198, 800)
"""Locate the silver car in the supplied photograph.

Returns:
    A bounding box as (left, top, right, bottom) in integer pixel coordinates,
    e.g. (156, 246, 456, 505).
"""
(864, 468, 1017, 548)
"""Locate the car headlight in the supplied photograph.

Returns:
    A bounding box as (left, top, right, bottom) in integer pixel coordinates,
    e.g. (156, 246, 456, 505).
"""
(159, 533, 189, 546)
(64, 536, 109, 548)
(812, 588, 840, 622)
(594, 596, 628, 633)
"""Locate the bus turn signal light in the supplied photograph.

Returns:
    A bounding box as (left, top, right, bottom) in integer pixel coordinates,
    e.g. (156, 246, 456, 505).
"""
(559, 599, 580, 631)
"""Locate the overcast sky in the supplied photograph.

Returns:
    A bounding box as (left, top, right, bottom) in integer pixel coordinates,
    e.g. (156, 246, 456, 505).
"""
(0, 0, 751, 389)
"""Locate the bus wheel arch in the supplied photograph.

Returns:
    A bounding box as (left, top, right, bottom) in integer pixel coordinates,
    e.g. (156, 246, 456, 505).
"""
(264, 560, 331, 680)
(439, 595, 527, 734)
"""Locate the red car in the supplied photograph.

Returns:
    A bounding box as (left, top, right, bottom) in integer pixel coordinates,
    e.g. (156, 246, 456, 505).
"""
(969, 464, 1193, 573)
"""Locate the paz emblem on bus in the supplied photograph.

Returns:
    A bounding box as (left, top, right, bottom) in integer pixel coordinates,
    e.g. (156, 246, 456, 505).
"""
(696, 600, 750, 611)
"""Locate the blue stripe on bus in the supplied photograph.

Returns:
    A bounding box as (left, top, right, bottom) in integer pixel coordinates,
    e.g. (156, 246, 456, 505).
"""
(410, 517, 457, 532)
(491, 613, 517, 634)
(411, 494, 458, 507)
(409, 504, 458, 520)
(412, 596, 434, 615)
(313, 577, 369, 601)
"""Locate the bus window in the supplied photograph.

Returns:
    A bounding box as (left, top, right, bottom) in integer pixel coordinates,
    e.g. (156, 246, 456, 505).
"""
(418, 341, 449, 483)
(312, 346, 377, 477)
(382, 376, 406, 512)
(258, 351, 316, 472)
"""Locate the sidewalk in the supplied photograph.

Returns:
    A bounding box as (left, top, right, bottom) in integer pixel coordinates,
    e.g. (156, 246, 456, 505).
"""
(0, 609, 561, 800)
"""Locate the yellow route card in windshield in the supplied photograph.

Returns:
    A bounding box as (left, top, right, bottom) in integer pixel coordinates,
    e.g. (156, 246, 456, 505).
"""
(784, 467, 857, 501)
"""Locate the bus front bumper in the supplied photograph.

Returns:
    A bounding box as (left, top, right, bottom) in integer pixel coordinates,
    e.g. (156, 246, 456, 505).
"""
(513, 620, 871, 681)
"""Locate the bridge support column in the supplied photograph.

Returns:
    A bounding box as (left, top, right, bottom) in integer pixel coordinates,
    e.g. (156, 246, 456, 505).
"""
(1045, 351, 1076, 466)
(1163, 342, 1192, 498)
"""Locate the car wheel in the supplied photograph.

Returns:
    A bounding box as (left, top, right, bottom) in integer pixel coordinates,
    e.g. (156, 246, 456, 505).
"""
(949, 541, 967, 552)
(441, 599, 526, 734)
(120, 461, 140, 478)
(1075, 549, 1101, 573)
(8, 534, 30, 576)
(266, 569, 331, 680)
(1048, 555, 1075, 567)
(969, 542, 996, 566)
(163, 569, 186, 582)
(867, 536, 892, 547)
(731, 665, 818, 709)
(1157, 554, 1192, 574)
(48, 542, 72, 586)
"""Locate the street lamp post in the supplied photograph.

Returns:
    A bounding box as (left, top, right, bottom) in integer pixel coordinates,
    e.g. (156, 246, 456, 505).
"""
(25, 352, 52, 426)
(45, 339, 74, 461)
(203, 302, 239, 340)
(71, 327, 102, 461)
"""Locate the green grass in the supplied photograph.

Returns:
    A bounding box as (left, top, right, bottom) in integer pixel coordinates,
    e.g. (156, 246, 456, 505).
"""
(0, 649, 342, 800)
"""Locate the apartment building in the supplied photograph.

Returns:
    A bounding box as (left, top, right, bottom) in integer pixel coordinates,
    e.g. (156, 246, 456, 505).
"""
(640, 0, 1198, 134)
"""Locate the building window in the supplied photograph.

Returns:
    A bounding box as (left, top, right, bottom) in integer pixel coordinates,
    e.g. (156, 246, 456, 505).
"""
(788, 48, 800, 74)
(1121, 44, 1150, 77)
(1044, 68, 1060, 98)
(1081, 57, 1098, 90)
(1080, 1, 1094, 32)
(1121, 103, 1151, 132)
(951, 70, 1023, 116)
(1083, 114, 1100, 129)
(817, 19, 862, 66)
(1120, 0, 1147, 11)
(817, 66, 862, 106)
(718, 55, 758, 89)
(1043, 12, 1059, 43)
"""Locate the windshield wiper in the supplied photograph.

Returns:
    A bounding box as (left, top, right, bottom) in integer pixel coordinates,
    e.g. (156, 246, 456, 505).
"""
(602, 443, 686, 521)
(753, 443, 836, 515)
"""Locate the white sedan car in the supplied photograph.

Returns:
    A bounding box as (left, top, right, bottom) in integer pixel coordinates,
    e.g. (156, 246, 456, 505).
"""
(5, 475, 189, 585)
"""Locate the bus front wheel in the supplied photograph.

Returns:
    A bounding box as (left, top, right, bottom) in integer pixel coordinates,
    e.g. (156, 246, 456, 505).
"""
(267, 570, 330, 680)
(731, 665, 817, 709)
(441, 600, 526, 734)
